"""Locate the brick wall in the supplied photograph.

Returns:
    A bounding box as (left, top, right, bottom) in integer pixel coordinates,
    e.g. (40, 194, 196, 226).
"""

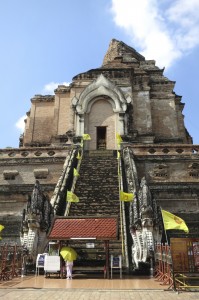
(24, 100, 55, 145)
(55, 93, 74, 135)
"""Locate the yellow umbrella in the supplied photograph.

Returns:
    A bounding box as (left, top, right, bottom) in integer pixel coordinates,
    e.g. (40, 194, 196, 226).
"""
(60, 247, 77, 262)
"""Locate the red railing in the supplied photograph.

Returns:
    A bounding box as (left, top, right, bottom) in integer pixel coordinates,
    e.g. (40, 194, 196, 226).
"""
(0, 244, 23, 281)
(154, 243, 173, 288)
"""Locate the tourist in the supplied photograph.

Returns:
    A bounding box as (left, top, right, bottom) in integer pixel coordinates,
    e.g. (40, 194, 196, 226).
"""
(66, 260, 73, 279)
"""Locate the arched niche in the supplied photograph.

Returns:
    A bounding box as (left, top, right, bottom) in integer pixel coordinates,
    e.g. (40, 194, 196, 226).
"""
(73, 74, 128, 145)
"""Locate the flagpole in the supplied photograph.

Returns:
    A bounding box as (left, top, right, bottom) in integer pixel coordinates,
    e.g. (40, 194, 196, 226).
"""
(160, 207, 169, 245)
(117, 150, 124, 257)
(116, 135, 125, 257)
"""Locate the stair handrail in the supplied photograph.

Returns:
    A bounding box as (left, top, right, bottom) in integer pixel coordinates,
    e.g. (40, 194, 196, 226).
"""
(118, 149, 129, 269)
(64, 147, 83, 216)
(51, 147, 77, 214)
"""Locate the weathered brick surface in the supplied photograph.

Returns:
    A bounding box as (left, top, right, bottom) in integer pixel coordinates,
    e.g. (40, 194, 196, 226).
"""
(22, 39, 192, 148)
(69, 152, 119, 216)
(68, 151, 122, 260)
(55, 94, 74, 135)
(0, 148, 70, 241)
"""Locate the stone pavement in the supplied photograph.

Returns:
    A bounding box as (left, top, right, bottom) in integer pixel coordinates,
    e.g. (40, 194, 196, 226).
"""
(0, 275, 199, 299)
(0, 288, 199, 300)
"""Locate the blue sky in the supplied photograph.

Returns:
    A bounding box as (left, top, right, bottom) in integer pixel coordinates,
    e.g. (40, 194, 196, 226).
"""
(1, 0, 199, 148)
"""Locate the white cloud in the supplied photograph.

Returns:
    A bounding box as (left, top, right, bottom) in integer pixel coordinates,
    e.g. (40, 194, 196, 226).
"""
(42, 81, 70, 94)
(15, 115, 26, 133)
(110, 0, 199, 68)
(166, 0, 199, 51)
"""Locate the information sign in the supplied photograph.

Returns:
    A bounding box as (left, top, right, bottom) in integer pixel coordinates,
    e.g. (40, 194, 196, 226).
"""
(110, 255, 122, 278)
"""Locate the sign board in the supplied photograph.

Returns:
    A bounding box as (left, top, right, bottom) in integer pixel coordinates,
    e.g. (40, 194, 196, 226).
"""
(111, 256, 121, 268)
(86, 243, 95, 248)
(36, 253, 47, 275)
(36, 254, 46, 267)
(110, 255, 122, 278)
(44, 255, 60, 273)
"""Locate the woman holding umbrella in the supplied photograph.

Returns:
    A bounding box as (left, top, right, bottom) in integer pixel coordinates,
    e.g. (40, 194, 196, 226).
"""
(60, 246, 77, 279)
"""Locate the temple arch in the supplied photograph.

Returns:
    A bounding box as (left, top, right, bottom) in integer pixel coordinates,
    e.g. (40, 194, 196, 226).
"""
(73, 74, 128, 147)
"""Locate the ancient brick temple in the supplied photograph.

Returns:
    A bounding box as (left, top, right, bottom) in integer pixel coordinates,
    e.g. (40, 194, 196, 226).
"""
(0, 39, 199, 272)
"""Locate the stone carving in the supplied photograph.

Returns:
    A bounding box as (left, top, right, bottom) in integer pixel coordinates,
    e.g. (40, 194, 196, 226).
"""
(188, 163, 199, 177)
(153, 164, 168, 178)
(123, 148, 162, 271)
(19, 150, 77, 262)
(65, 130, 75, 143)
(20, 180, 53, 260)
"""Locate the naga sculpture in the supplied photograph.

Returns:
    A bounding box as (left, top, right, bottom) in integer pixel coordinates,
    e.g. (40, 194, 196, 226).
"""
(20, 180, 54, 260)
(123, 147, 162, 271)
(20, 149, 77, 262)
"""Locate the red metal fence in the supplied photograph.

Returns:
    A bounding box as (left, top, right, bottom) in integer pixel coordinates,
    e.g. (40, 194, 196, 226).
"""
(154, 238, 199, 291)
(0, 244, 23, 281)
(154, 243, 173, 287)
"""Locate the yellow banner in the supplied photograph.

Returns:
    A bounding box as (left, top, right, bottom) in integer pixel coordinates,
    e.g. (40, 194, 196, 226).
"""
(0, 224, 4, 239)
(0, 224, 4, 232)
(120, 191, 134, 202)
(161, 210, 189, 233)
(76, 151, 81, 160)
(66, 191, 79, 203)
(116, 133, 122, 146)
(73, 168, 79, 177)
(83, 134, 91, 140)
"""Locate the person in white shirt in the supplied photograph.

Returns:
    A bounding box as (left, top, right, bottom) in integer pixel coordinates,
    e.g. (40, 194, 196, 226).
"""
(66, 260, 73, 279)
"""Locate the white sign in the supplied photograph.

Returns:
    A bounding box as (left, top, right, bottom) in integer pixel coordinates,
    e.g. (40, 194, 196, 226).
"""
(86, 243, 95, 248)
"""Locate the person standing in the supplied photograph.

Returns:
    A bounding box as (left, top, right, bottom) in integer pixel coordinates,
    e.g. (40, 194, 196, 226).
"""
(66, 260, 73, 279)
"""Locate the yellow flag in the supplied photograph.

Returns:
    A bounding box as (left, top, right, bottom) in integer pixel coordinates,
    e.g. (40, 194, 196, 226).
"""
(0, 224, 4, 240)
(83, 134, 91, 140)
(120, 191, 134, 202)
(161, 210, 189, 233)
(76, 151, 81, 160)
(116, 133, 122, 146)
(73, 168, 79, 177)
(66, 191, 79, 203)
(0, 224, 4, 232)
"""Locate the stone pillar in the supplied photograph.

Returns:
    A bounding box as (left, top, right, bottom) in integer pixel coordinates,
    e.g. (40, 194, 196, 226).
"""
(76, 113, 84, 136)
(118, 112, 125, 135)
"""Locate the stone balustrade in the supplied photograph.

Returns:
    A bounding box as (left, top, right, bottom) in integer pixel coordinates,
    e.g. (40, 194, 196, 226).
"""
(122, 144, 199, 156)
(0, 146, 72, 159)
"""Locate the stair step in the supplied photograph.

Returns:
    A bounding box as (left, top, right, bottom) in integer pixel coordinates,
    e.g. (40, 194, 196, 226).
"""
(85, 150, 116, 157)
(68, 152, 123, 259)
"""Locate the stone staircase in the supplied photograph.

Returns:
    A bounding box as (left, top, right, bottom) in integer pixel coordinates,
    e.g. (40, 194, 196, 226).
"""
(67, 150, 124, 272)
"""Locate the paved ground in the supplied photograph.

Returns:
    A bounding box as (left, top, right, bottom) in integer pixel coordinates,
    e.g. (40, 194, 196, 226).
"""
(0, 288, 199, 300)
(0, 275, 199, 299)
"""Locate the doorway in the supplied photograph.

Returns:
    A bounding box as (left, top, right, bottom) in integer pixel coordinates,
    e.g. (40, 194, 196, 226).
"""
(96, 127, 106, 150)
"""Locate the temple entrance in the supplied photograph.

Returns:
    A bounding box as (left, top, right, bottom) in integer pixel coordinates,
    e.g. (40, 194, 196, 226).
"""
(96, 127, 106, 150)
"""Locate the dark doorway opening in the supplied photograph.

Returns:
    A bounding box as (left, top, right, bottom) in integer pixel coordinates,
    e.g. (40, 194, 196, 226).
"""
(97, 127, 106, 150)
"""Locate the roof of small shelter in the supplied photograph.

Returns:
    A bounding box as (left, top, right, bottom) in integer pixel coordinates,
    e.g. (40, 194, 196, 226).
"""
(48, 216, 119, 240)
